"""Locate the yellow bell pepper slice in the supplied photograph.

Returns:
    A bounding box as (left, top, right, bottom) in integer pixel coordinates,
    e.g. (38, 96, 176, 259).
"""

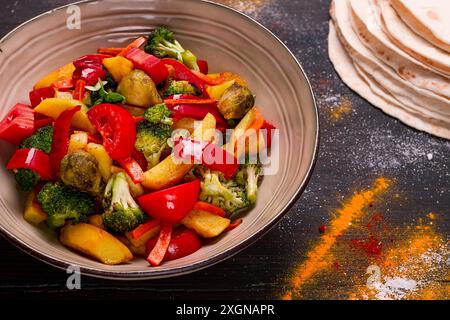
(34, 63, 75, 89)
(102, 56, 134, 83)
(34, 98, 95, 133)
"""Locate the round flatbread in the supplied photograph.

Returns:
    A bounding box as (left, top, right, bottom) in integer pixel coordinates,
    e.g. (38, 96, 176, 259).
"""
(378, 0, 450, 75)
(349, 0, 450, 98)
(328, 20, 450, 139)
(331, 0, 450, 120)
(390, 0, 450, 53)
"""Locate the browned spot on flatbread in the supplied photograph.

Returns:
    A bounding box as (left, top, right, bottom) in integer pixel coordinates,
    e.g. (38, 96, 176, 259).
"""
(426, 10, 439, 21)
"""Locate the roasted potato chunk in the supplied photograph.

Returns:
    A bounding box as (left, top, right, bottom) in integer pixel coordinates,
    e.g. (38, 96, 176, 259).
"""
(60, 223, 133, 265)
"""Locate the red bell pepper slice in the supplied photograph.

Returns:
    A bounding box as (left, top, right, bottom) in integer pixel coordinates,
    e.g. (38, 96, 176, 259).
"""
(116, 156, 144, 184)
(174, 138, 239, 179)
(87, 104, 136, 161)
(132, 148, 148, 171)
(72, 55, 107, 86)
(162, 58, 209, 97)
(146, 227, 202, 263)
(125, 48, 168, 84)
(73, 54, 105, 68)
(118, 36, 147, 57)
(193, 201, 226, 217)
(52, 78, 74, 90)
(0, 103, 34, 145)
(29, 87, 55, 108)
(129, 219, 160, 240)
(138, 179, 201, 224)
(147, 223, 172, 266)
(169, 104, 227, 130)
(6, 148, 52, 181)
(225, 218, 243, 232)
(34, 118, 54, 131)
(261, 120, 276, 148)
(197, 60, 209, 75)
(50, 106, 81, 177)
(73, 80, 86, 101)
(192, 71, 225, 86)
(97, 47, 125, 56)
(87, 132, 103, 144)
(164, 98, 217, 107)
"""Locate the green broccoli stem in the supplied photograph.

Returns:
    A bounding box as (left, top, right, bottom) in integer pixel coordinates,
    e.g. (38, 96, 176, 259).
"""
(246, 166, 259, 205)
(111, 172, 140, 210)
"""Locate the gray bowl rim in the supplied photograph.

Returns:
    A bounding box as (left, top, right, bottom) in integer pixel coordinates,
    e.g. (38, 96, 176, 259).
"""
(0, 0, 319, 280)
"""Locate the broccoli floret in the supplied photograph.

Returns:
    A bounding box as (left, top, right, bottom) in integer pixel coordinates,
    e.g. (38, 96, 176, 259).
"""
(15, 169, 40, 192)
(235, 164, 262, 205)
(102, 172, 145, 233)
(194, 167, 249, 214)
(144, 103, 173, 126)
(37, 182, 95, 229)
(164, 80, 198, 97)
(14, 125, 54, 191)
(19, 125, 53, 154)
(135, 121, 171, 169)
(145, 26, 200, 71)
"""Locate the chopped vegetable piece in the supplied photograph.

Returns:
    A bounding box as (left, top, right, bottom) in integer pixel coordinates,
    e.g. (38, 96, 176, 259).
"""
(50, 106, 81, 178)
(97, 47, 125, 56)
(162, 58, 208, 97)
(7, 148, 52, 181)
(174, 138, 238, 179)
(102, 56, 134, 82)
(60, 151, 104, 195)
(197, 60, 208, 74)
(145, 227, 202, 262)
(181, 210, 230, 238)
(24, 191, 48, 225)
(118, 36, 147, 57)
(52, 78, 74, 90)
(73, 80, 86, 101)
(102, 172, 145, 233)
(225, 218, 243, 232)
(117, 69, 161, 107)
(37, 182, 95, 229)
(60, 223, 133, 265)
(87, 104, 136, 161)
(125, 48, 168, 84)
(35, 63, 75, 89)
(145, 27, 200, 71)
(0, 103, 34, 145)
(29, 87, 55, 107)
(34, 98, 95, 133)
(147, 223, 172, 266)
(193, 201, 226, 217)
(138, 179, 200, 224)
(117, 156, 144, 184)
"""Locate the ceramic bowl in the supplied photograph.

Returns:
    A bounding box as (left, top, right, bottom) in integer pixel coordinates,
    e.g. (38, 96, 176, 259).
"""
(0, 0, 318, 279)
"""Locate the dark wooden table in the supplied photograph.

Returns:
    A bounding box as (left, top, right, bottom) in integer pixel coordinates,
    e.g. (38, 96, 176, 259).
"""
(0, 0, 448, 300)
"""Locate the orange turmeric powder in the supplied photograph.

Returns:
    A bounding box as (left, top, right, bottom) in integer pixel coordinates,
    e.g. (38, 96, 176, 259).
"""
(282, 177, 391, 300)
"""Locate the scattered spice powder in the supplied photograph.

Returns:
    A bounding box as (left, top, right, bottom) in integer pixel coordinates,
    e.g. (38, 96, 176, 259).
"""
(213, 0, 269, 15)
(348, 218, 449, 300)
(282, 177, 391, 300)
(318, 225, 327, 233)
(349, 212, 385, 259)
(328, 96, 353, 121)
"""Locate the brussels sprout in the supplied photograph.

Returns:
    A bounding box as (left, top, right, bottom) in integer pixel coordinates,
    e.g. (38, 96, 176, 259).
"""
(117, 70, 162, 107)
(217, 83, 255, 120)
(60, 151, 104, 195)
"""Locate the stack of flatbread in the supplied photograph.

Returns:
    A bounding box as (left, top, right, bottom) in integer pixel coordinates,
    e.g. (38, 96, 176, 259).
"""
(328, 0, 450, 139)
